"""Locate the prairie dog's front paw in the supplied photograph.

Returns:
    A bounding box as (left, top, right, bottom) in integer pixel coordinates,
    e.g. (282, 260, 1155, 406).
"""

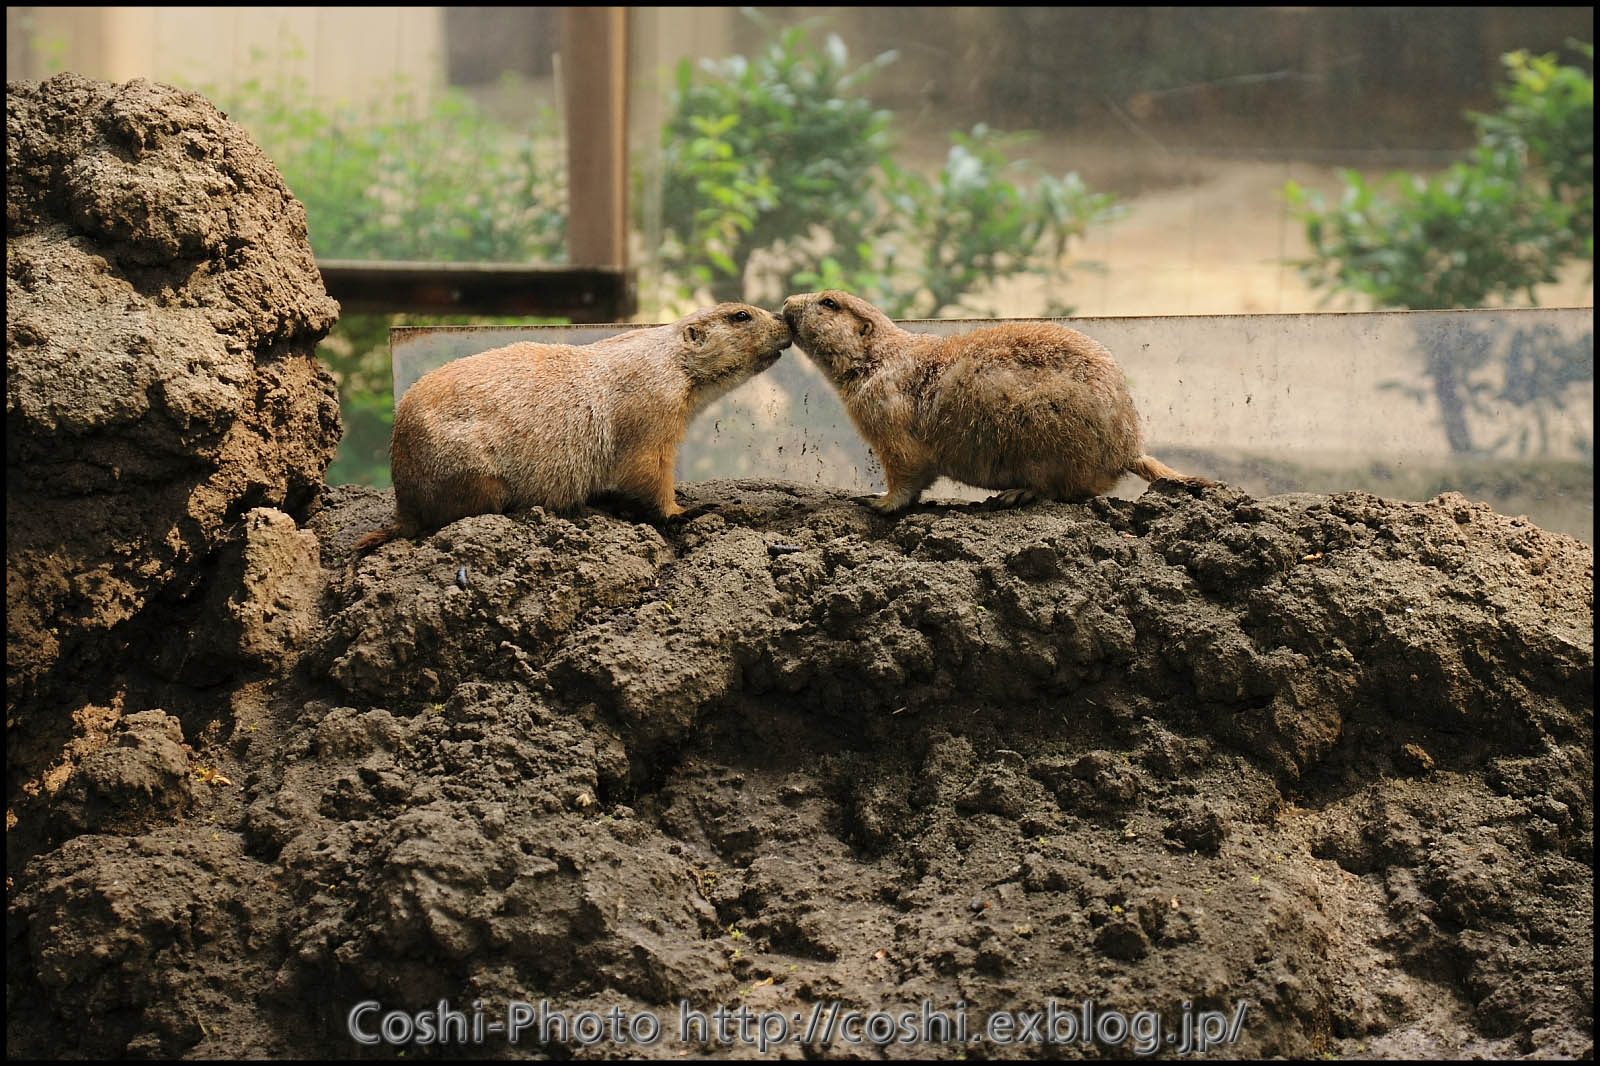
(858, 491, 916, 514)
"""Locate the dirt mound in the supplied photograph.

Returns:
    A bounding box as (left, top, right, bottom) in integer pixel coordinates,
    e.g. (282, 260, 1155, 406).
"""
(8, 479, 1591, 1058)
(4, 73, 341, 726)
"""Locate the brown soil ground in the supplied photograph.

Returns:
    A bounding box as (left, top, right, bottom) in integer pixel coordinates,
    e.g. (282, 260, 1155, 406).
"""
(7, 479, 1593, 1059)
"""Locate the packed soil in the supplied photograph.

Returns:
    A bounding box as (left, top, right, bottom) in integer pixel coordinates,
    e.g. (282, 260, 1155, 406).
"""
(7, 478, 1592, 1059)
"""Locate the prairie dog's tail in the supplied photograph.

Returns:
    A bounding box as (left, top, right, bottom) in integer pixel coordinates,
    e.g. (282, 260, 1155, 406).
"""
(352, 524, 403, 556)
(1127, 454, 1214, 488)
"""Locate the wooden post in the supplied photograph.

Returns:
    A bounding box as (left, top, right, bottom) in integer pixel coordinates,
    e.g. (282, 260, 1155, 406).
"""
(562, 7, 629, 270)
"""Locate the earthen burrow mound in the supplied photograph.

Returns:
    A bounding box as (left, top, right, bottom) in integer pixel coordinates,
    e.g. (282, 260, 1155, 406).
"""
(4, 73, 341, 721)
(8, 479, 1592, 1059)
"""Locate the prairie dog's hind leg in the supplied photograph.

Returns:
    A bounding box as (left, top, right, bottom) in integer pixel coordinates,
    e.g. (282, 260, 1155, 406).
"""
(415, 470, 513, 529)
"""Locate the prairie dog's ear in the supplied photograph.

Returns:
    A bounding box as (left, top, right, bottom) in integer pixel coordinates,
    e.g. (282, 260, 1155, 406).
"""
(858, 316, 872, 337)
(683, 323, 706, 347)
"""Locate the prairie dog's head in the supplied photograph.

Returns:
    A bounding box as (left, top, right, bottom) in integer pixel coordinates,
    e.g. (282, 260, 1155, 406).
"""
(781, 290, 896, 387)
(678, 302, 790, 383)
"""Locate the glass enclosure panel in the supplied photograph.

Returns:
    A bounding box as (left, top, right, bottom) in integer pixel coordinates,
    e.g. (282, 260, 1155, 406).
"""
(393, 308, 1595, 543)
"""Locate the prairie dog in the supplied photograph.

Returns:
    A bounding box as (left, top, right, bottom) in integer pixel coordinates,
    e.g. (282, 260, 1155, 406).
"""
(354, 303, 790, 551)
(781, 290, 1209, 512)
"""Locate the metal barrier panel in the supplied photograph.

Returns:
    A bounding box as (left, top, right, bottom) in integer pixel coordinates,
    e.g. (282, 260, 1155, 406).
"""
(391, 309, 1594, 542)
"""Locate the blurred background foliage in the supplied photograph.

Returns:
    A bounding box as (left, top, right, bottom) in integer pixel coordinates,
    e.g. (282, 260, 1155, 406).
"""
(1285, 41, 1593, 456)
(657, 12, 1121, 318)
(1285, 42, 1592, 311)
(215, 48, 568, 264)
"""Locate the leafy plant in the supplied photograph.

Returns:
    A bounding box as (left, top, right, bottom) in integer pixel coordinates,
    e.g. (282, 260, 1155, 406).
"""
(210, 54, 568, 263)
(847, 127, 1120, 318)
(658, 111, 779, 291)
(658, 13, 1120, 318)
(1474, 42, 1594, 261)
(659, 13, 897, 306)
(1284, 42, 1594, 454)
(1285, 144, 1568, 311)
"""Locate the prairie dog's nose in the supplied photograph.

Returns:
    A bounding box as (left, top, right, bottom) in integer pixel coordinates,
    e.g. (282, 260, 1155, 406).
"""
(781, 293, 809, 331)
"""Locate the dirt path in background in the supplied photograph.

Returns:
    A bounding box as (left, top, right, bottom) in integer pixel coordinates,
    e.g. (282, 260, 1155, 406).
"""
(970, 152, 1597, 319)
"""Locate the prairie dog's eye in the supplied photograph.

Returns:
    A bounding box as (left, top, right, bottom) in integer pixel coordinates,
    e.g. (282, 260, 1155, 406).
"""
(820, 297, 839, 310)
(731, 309, 752, 322)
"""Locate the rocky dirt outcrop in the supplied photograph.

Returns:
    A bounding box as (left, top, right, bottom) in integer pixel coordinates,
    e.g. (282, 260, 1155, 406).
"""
(8, 479, 1591, 1059)
(5, 74, 341, 728)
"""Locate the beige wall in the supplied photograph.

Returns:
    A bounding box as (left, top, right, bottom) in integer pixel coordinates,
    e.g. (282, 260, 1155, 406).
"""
(626, 4, 737, 162)
(629, 6, 735, 90)
(7, 6, 445, 105)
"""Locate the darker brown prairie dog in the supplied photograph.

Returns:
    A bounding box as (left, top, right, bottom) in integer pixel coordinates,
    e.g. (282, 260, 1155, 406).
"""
(781, 290, 1211, 513)
(353, 303, 790, 552)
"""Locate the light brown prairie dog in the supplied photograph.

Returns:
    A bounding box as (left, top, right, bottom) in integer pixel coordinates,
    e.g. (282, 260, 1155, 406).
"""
(782, 290, 1210, 512)
(354, 303, 790, 551)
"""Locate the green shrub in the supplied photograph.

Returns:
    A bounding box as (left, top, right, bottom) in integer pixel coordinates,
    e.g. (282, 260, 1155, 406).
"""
(211, 54, 567, 263)
(1284, 42, 1594, 455)
(1474, 43, 1594, 261)
(658, 13, 1120, 318)
(659, 17, 892, 304)
(1285, 145, 1568, 312)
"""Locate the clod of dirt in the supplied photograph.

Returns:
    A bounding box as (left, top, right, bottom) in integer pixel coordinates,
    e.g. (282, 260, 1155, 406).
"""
(50, 710, 195, 836)
(5, 74, 341, 727)
(194, 507, 325, 677)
